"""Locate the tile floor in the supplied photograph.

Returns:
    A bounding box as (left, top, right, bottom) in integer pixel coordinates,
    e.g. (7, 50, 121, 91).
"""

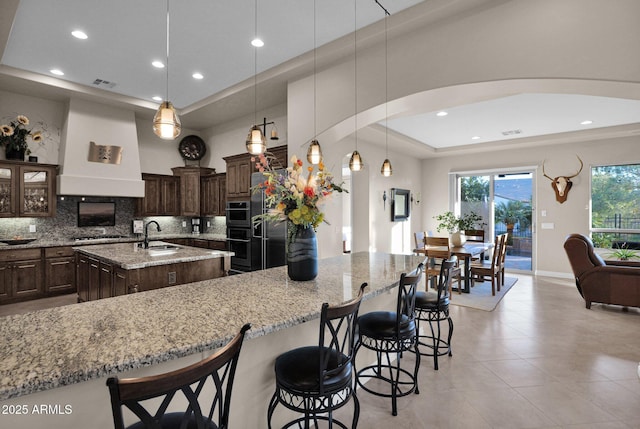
(338, 274, 640, 428)
(2, 275, 639, 428)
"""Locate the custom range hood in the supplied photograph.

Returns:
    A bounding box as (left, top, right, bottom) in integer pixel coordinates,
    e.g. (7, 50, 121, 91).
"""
(57, 98, 145, 197)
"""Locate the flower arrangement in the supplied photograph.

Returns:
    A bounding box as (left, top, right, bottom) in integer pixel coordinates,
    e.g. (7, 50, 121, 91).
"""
(251, 153, 347, 241)
(0, 114, 43, 156)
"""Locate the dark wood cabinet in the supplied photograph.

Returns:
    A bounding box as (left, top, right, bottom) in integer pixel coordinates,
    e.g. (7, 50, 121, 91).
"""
(0, 161, 58, 218)
(136, 174, 180, 216)
(44, 247, 76, 294)
(76, 253, 89, 303)
(0, 248, 43, 304)
(171, 166, 216, 216)
(224, 145, 287, 201)
(201, 173, 226, 216)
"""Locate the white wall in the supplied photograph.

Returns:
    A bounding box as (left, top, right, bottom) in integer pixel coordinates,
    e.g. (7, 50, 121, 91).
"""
(0, 89, 63, 164)
(419, 134, 640, 277)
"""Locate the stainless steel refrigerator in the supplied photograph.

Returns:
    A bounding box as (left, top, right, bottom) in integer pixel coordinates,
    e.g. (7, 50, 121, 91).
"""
(250, 171, 287, 270)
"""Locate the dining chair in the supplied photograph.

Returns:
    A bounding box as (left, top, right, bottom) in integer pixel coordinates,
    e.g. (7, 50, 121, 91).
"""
(465, 229, 486, 260)
(107, 323, 250, 429)
(470, 234, 505, 295)
(267, 283, 367, 429)
(354, 263, 423, 417)
(424, 237, 462, 294)
(415, 257, 457, 370)
(498, 232, 509, 286)
(413, 231, 427, 255)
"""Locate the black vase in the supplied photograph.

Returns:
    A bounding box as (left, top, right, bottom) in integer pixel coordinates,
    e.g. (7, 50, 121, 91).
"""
(5, 147, 25, 161)
(287, 226, 318, 281)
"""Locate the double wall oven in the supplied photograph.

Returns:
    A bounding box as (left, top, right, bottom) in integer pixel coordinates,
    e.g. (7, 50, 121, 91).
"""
(226, 201, 252, 273)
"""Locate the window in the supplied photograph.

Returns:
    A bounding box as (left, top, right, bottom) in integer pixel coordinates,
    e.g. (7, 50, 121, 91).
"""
(591, 163, 640, 248)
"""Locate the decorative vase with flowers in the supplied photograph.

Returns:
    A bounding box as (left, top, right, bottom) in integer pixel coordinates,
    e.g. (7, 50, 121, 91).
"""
(435, 211, 484, 246)
(252, 153, 347, 281)
(0, 115, 43, 161)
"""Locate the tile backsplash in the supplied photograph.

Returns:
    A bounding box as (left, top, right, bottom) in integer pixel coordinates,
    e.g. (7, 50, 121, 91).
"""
(0, 196, 226, 241)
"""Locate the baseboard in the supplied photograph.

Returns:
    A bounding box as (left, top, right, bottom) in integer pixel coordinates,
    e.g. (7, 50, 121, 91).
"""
(534, 270, 574, 279)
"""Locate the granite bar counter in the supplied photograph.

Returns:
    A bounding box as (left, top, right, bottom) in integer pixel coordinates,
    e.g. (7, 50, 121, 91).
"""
(0, 252, 425, 428)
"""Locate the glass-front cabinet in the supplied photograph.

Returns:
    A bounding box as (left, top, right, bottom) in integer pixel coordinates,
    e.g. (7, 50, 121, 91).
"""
(0, 161, 58, 218)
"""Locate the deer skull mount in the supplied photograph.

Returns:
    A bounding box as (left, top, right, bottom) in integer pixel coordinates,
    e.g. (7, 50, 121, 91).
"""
(542, 156, 583, 204)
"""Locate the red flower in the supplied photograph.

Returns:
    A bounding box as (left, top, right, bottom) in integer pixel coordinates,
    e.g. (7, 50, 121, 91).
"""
(304, 186, 315, 197)
(297, 159, 303, 167)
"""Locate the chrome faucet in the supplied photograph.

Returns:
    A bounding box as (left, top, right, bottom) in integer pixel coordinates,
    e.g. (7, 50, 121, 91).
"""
(143, 221, 161, 249)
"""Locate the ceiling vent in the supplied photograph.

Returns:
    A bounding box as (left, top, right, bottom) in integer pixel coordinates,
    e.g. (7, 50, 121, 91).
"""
(91, 78, 116, 89)
(501, 129, 523, 136)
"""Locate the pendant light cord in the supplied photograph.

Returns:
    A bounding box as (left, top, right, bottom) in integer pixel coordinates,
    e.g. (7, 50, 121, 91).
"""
(254, 0, 258, 127)
(353, 0, 358, 152)
(313, 0, 317, 141)
(165, 0, 170, 102)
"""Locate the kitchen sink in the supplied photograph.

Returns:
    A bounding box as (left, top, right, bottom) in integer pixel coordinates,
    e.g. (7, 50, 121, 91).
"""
(146, 243, 180, 256)
(147, 244, 180, 250)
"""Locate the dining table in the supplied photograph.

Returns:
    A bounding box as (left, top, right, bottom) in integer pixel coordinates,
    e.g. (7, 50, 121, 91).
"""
(414, 241, 493, 293)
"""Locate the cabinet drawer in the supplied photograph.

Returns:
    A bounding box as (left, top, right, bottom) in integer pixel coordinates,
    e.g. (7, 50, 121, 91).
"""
(0, 248, 42, 262)
(209, 240, 226, 250)
(44, 246, 75, 258)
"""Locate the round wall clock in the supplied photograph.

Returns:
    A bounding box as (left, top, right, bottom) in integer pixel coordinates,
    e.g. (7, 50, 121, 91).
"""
(178, 135, 207, 161)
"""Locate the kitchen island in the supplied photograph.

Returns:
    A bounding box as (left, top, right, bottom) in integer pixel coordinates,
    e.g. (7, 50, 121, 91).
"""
(0, 252, 425, 428)
(74, 241, 233, 300)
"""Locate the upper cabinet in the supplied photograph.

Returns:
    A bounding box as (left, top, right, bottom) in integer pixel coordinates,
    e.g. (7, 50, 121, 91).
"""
(171, 166, 216, 217)
(135, 174, 180, 216)
(201, 173, 226, 216)
(0, 161, 58, 218)
(223, 145, 287, 201)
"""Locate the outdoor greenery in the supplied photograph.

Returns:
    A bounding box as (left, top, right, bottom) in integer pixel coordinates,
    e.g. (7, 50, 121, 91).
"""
(607, 244, 640, 261)
(495, 200, 532, 229)
(461, 176, 489, 202)
(591, 164, 640, 248)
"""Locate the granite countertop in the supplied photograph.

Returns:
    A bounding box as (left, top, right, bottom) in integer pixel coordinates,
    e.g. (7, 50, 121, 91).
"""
(0, 252, 425, 400)
(0, 233, 227, 250)
(74, 241, 233, 269)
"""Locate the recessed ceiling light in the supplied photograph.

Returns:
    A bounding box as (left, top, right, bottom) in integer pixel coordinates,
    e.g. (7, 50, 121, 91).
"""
(50, 69, 64, 76)
(471, 136, 481, 140)
(152, 96, 163, 102)
(581, 120, 593, 125)
(152, 60, 165, 69)
(192, 72, 204, 80)
(71, 30, 88, 40)
(251, 38, 264, 47)
(436, 111, 448, 117)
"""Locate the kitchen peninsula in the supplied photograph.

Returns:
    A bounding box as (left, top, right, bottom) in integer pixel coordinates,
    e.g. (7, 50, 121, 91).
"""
(0, 252, 425, 428)
(74, 241, 233, 300)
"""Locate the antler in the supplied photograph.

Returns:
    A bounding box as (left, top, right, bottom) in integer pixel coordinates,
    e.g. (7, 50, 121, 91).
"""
(542, 156, 583, 180)
(566, 155, 584, 179)
(542, 160, 553, 181)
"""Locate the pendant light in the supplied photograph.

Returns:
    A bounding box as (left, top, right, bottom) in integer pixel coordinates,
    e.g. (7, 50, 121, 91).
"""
(349, 0, 364, 172)
(153, 0, 181, 140)
(378, 1, 392, 177)
(306, 0, 323, 165)
(246, 0, 266, 155)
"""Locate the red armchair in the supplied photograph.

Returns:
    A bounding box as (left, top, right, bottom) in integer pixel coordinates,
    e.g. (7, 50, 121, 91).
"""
(564, 233, 640, 309)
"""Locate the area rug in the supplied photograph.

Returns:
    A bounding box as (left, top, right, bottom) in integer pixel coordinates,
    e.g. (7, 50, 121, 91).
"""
(450, 277, 518, 311)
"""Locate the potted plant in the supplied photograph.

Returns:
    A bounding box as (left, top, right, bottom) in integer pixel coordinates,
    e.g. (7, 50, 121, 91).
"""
(0, 114, 43, 161)
(434, 211, 483, 246)
(607, 243, 640, 261)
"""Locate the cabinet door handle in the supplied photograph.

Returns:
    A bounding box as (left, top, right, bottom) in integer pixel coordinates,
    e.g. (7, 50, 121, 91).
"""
(51, 261, 70, 266)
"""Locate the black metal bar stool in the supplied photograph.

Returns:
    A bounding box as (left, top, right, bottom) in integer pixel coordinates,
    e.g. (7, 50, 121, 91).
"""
(353, 263, 423, 416)
(415, 257, 456, 370)
(107, 323, 250, 429)
(267, 283, 367, 429)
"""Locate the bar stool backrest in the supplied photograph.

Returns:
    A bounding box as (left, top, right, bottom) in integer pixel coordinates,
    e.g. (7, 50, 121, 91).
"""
(397, 263, 424, 333)
(107, 323, 251, 429)
(318, 283, 367, 395)
(437, 257, 457, 305)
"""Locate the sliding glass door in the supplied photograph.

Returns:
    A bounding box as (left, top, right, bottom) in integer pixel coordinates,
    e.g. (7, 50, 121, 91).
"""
(456, 170, 534, 272)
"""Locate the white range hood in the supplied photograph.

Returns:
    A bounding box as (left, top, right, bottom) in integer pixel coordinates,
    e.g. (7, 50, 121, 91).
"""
(57, 98, 145, 197)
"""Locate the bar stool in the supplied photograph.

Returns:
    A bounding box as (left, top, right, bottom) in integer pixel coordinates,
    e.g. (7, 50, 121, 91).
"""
(354, 263, 423, 416)
(415, 258, 456, 370)
(107, 323, 250, 429)
(267, 283, 367, 429)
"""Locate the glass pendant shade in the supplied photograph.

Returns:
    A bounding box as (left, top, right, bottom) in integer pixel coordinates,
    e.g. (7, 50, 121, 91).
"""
(153, 101, 181, 140)
(381, 158, 393, 176)
(349, 150, 363, 171)
(307, 139, 323, 164)
(246, 125, 266, 155)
